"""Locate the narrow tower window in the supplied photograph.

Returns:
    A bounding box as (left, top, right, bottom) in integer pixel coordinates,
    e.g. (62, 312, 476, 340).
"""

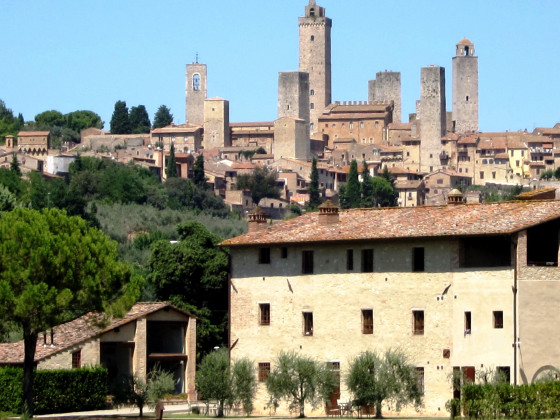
(309, 8, 315, 17)
(192, 74, 200, 91)
(464, 46, 469, 56)
(310, 35, 315, 41)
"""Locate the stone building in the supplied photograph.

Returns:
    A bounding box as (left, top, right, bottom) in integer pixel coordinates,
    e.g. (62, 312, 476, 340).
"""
(203, 98, 230, 149)
(369, 71, 402, 123)
(186, 61, 207, 125)
(16, 131, 50, 157)
(273, 117, 310, 161)
(452, 39, 478, 134)
(299, 0, 331, 137)
(0, 302, 197, 399)
(223, 199, 560, 416)
(151, 124, 203, 152)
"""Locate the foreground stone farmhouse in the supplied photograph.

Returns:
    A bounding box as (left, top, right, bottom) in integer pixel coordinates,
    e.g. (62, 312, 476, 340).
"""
(222, 197, 560, 416)
(0, 302, 196, 399)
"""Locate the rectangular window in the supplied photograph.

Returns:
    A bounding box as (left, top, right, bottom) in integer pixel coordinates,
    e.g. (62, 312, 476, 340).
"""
(303, 312, 313, 336)
(362, 309, 373, 334)
(361, 249, 374, 272)
(281, 247, 288, 259)
(258, 362, 270, 382)
(416, 367, 425, 394)
(302, 251, 314, 274)
(465, 311, 472, 334)
(479, 171, 484, 179)
(259, 303, 270, 325)
(72, 350, 81, 369)
(493, 311, 503, 329)
(497, 366, 511, 383)
(346, 249, 354, 270)
(413, 310, 424, 335)
(412, 247, 425, 272)
(259, 247, 270, 264)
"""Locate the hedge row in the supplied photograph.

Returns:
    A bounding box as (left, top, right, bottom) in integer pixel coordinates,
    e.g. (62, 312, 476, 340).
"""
(461, 381, 560, 419)
(0, 367, 108, 414)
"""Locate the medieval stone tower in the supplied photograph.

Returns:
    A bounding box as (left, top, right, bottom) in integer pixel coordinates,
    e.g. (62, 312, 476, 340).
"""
(419, 65, 446, 173)
(185, 62, 207, 125)
(299, 0, 331, 138)
(368, 71, 402, 123)
(452, 39, 478, 133)
(203, 98, 230, 149)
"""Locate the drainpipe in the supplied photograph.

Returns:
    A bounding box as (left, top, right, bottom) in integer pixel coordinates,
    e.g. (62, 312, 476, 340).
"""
(512, 236, 518, 386)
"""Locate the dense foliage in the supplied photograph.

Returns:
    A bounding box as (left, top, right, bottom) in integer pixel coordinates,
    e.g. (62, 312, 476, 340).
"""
(346, 350, 422, 418)
(153, 105, 173, 128)
(459, 381, 560, 419)
(110, 100, 131, 134)
(0, 100, 24, 143)
(166, 143, 178, 178)
(196, 349, 257, 417)
(306, 157, 322, 210)
(0, 367, 108, 414)
(340, 161, 398, 208)
(266, 351, 337, 418)
(148, 222, 229, 357)
(129, 105, 151, 134)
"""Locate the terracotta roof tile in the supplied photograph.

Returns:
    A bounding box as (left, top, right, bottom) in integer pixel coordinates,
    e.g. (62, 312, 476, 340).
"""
(220, 200, 560, 247)
(0, 302, 187, 364)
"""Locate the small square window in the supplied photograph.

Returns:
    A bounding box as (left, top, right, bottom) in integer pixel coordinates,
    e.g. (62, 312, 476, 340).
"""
(362, 309, 373, 334)
(281, 247, 288, 259)
(259, 248, 271, 264)
(465, 311, 472, 334)
(258, 362, 270, 382)
(302, 251, 314, 274)
(416, 367, 425, 394)
(72, 350, 81, 369)
(303, 312, 313, 336)
(346, 249, 354, 271)
(412, 247, 425, 272)
(260, 303, 270, 325)
(361, 249, 374, 272)
(493, 311, 503, 329)
(413, 310, 424, 335)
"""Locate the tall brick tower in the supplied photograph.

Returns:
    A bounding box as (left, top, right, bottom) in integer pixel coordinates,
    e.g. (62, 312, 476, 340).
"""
(185, 61, 207, 125)
(452, 39, 478, 133)
(299, 0, 331, 138)
(419, 65, 446, 173)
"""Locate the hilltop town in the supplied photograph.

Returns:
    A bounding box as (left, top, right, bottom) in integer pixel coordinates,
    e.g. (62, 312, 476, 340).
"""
(2, 0, 559, 216)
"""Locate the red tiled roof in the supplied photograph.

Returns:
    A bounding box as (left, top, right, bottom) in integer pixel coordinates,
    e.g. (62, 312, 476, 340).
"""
(0, 302, 188, 365)
(220, 200, 560, 247)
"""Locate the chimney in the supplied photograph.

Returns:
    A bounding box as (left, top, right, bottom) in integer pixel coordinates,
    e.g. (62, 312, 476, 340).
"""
(248, 206, 267, 232)
(318, 200, 340, 225)
(447, 189, 464, 205)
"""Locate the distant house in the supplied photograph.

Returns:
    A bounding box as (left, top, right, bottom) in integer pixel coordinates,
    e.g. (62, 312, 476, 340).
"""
(0, 302, 196, 398)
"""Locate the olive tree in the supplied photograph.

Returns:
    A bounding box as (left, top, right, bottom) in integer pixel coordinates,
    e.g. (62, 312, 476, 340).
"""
(266, 351, 337, 418)
(346, 350, 422, 418)
(0, 208, 142, 416)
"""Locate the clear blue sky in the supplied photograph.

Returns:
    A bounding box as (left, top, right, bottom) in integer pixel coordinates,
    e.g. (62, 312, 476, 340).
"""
(1, 1, 559, 133)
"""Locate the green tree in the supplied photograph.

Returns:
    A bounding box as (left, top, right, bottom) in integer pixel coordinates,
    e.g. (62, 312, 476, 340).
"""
(361, 160, 374, 207)
(193, 154, 207, 188)
(196, 349, 257, 417)
(236, 166, 280, 205)
(65, 110, 104, 132)
(346, 350, 422, 418)
(0, 184, 18, 212)
(0, 100, 22, 142)
(10, 153, 21, 177)
(340, 159, 361, 209)
(152, 105, 173, 129)
(34, 110, 65, 127)
(129, 105, 151, 134)
(0, 208, 142, 416)
(306, 157, 322, 210)
(540, 169, 554, 180)
(110, 100, 131, 134)
(371, 176, 398, 207)
(166, 142, 178, 178)
(266, 351, 337, 418)
(148, 222, 229, 356)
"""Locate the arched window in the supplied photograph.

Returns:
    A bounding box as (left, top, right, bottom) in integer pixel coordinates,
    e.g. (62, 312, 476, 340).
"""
(310, 35, 315, 41)
(310, 103, 314, 110)
(310, 89, 315, 96)
(310, 8, 315, 16)
(193, 74, 200, 91)
(464, 46, 469, 56)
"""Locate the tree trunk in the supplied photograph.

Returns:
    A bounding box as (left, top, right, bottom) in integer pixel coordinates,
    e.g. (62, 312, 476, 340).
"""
(23, 329, 38, 418)
(375, 401, 383, 418)
(217, 400, 224, 417)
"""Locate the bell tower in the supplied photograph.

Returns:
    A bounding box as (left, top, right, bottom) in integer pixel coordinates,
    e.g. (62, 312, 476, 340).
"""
(452, 39, 478, 133)
(299, 0, 331, 138)
(185, 57, 207, 125)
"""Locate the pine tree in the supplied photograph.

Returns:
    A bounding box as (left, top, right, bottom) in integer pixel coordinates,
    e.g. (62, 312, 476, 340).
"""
(307, 157, 322, 210)
(153, 105, 173, 129)
(166, 143, 178, 178)
(361, 159, 374, 207)
(10, 153, 21, 177)
(129, 105, 151, 134)
(110, 100, 130, 134)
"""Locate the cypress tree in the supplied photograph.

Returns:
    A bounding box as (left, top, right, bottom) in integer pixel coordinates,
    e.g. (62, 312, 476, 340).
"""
(307, 157, 322, 210)
(166, 143, 178, 178)
(344, 159, 361, 208)
(109, 100, 130, 134)
(193, 154, 206, 188)
(361, 159, 374, 207)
